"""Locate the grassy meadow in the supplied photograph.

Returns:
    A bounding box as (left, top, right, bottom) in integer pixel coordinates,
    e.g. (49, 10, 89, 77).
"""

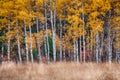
(0, 62, 120, 80)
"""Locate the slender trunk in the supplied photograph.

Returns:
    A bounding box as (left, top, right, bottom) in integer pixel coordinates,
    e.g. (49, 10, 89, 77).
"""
(74, 40, 76, 61)
(29, 25, 34, 64)
(2, 44, 4, 60)
(16, 20, 22, 63)
(79, 37, 82, 62)
(60, 18, 62, 61)
(50, 0, 56, 62)
(44, 0, 50, 63)
(76, 40, 79, 62)
(46, 33, 50, 63)
(82, 0, 86, 63)
(44, 35, 47, 61)
(24, 20, 29, 63)
(108, 11, 112, 63)
(116, 26, 119, 63)
(36, 18, 42, 63)
(96, 33, 99, 63)
(63, 47, 66, 61)
(43, 24, 47, 62)
(68, 40, 71, 61)
(7, 19, 10, 63)
(53, 0, 57, 62)
(99, 32, 104, 63)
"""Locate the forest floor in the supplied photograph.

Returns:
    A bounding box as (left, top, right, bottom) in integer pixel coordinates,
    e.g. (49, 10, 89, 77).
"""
(0, 62, 120, 80)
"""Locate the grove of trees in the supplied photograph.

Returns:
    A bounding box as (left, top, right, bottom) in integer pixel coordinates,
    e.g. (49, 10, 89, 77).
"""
(0, 0, 120, 64)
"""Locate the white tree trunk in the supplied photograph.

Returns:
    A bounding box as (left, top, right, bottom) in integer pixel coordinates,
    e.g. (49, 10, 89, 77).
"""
(108, 11, 112, 63)
(79, 37, 82, 62)
(50, 0, 56, 62)
(96, 33, 99, 63)
(36, 18, 42, 63)
(76, 40, 79, 62)
(99, 32, 104, 63)
(29, 25, 34, 64)
(24, 20, 29, 63)
(16, 20, 22, 63)
(44, 0, 50, 63)
(82, 0, 86, 63)
(7, 19, 10, 63)
(43, 24, 47, 61)
(74, 40, 76, 61)
(63, 48, 66, 61)
(44, 35, 47, 61)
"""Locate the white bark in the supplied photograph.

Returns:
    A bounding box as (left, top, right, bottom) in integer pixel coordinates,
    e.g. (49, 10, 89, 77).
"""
(24, 20, 29, 63)
(108, 11, 112, 63)
(29, 25, 34, 64)
(74, 40, 76, 61)
(50, 0, 56, 62)
(44, 0, 50, 63)
(63, 48, 66, 61)
(96, 33, 99, 63)
(7, 19, 10, 63)
(99, 32, 104, 63)
(36, 18, 42, 63)
(79, 37, 82, 62)
(44, 36, 47, 61)
(16, 20, 22, 63)
(53, 0, 57, 62)
(82, 0, 86, 63)
(76, 40, 79, 62)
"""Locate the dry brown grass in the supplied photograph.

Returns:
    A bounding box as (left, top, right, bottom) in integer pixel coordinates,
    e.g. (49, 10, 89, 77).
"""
(0, 62, 120, 80)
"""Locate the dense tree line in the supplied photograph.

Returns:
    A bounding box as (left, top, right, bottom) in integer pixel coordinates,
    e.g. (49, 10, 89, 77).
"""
(0, 0, 120, 64)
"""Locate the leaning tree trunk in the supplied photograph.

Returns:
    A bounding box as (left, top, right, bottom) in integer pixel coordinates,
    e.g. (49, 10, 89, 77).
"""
(16, 20, 22, 63)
